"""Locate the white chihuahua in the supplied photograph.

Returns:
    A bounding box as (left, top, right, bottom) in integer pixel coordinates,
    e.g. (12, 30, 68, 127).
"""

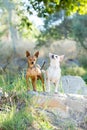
(45, 53, 64, 93)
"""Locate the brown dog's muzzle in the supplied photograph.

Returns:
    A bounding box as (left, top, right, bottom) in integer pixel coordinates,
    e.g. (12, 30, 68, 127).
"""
(31, 62, 34, 64)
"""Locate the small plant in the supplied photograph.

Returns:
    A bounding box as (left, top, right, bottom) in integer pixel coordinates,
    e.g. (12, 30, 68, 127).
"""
(60, 120, 76, 130)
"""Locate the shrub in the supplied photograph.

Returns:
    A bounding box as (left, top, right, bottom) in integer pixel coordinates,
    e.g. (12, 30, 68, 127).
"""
(62, 66, 86, 76)
(78, 54, 87, 68)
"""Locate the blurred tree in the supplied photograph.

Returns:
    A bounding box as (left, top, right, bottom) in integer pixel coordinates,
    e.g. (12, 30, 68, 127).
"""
(36, 11, 72, 47)
(0, 0, 17, 54)
(25, 0, 87, 17)
(36, 12, 87, 49)
(72, 14, 87, 49)
(0, 0, 37, 54)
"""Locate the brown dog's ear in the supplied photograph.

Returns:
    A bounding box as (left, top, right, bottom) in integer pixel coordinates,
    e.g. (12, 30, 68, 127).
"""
(34, 51, 39, 58)
(26, 51, 30, 57)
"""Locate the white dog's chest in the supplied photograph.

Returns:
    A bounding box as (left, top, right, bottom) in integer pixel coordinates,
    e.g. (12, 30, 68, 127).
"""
(47, 67, 61, 82)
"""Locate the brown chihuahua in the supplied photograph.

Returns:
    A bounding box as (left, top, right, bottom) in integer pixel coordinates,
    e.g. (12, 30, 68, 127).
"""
(26, 51, 45, 92)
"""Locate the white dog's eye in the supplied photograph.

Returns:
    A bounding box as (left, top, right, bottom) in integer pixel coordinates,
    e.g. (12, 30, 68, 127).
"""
(55, 55, 58, 58)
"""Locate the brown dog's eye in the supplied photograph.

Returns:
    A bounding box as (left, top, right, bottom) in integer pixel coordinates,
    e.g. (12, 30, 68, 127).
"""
(29, 58, 32, 61)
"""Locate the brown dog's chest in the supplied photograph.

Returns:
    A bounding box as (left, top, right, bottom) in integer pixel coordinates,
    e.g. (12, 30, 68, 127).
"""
(26, 67, 41, 78)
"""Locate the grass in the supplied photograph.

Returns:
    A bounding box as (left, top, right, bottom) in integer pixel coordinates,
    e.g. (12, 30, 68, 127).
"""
(0, 73, 54, 130)
(0, 104, 53, 130)
(0, 72, 44, 93)
(0, 106, 33, 130)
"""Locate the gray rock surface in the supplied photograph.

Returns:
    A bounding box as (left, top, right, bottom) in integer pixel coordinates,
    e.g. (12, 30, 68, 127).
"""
(28, 92, 87, 129)
(61, 75, 87, 95)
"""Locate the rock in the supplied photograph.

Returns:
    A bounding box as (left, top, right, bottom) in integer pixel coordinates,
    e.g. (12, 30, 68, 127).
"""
(13, 57, 27, 67)
(28, 92, 87, 129)
(65, 59, 80, 67)
(6, 57, 27, 75)
(61, 75, 87, 95)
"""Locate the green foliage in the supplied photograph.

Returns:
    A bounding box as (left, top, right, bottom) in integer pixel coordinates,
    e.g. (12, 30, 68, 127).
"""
(62, 65, 86, 76)
(82, 74, 87, 84)
(78, 53, 87, 68)
(25, 0, 87, 17)
(78, 54, 87, 83)
(16, 10, 34, 39)
(61, 64, 87, 84)
(18, 16, 32, 31)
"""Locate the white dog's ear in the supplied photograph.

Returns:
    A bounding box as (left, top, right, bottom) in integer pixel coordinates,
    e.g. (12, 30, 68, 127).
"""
(59, 55, 64, 62)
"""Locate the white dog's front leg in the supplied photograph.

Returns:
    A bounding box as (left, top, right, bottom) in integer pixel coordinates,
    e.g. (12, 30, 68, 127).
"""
(55, 81, 59, 93)
(46, 79, 51, 92)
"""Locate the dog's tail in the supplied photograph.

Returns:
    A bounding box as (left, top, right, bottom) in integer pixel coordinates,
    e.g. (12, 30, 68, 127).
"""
(36, 61, 46, 72)
(41, 61, 46, 70)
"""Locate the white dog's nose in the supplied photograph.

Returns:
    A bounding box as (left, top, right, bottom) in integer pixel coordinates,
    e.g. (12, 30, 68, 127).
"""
(52, 55, 54, 59)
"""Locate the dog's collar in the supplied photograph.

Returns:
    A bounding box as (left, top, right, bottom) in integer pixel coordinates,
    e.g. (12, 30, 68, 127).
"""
(29, 65, 36, 69)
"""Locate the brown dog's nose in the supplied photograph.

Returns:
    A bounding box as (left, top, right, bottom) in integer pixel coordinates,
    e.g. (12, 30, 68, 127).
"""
(31, 62, 34, 64)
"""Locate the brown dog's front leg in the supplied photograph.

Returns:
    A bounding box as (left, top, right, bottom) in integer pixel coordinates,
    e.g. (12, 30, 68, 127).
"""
(26, 75, 30, 91)
(32, 78, 37, 91)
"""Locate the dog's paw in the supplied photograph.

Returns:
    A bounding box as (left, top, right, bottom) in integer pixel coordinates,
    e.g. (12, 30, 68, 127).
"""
(46, 90, 50, 93)
(41, 92, 48, 95)
(27, 90, 38, 95)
